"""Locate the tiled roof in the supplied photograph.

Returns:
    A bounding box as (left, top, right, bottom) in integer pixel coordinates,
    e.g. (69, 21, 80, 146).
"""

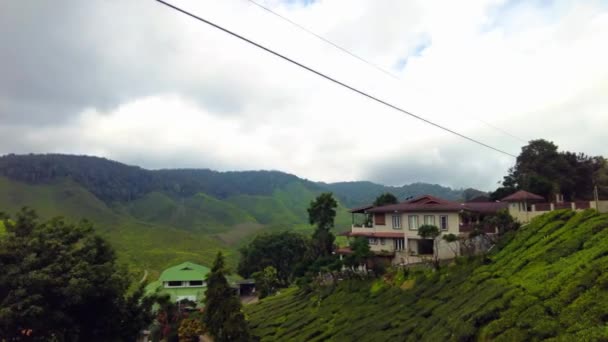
(335, 247, 353, 255)
(501, 190, 545, 202)
(352, 194, 509, 214)
(462, 201, 508, 213)
(349, 204, 374, 213)
(367, 195, 463, 213)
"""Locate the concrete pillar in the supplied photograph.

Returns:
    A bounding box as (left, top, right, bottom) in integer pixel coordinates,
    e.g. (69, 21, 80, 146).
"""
(571, 202, 576, 210)
(550, 203, 555, 211)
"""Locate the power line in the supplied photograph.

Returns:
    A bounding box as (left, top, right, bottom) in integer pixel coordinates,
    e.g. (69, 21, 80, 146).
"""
(246, 0, 399, 80)
(246, 0, 529, 144)
(155, 0, 518, 158)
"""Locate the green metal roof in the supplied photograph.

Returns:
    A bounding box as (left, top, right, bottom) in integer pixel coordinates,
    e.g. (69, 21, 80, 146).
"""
(159, 261, 210, 282)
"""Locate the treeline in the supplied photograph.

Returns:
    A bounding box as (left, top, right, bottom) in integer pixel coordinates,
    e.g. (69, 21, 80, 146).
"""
(0, 154, 478, 208)
(320, 181, 470, 206)
(0, 154, 315, 202)
(491, 139, 608, 201)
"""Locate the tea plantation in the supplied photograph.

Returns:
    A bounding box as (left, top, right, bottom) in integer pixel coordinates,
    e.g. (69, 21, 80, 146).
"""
(246, 209, 608, 341)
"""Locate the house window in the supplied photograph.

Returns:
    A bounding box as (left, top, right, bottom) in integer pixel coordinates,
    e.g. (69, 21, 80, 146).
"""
(368, 237, 377, 245)
(424, 215, 435, 226)
(380, 238, 386, 245)
(374, 213, 385, 225)
(394, 238, 405, 251)
(408, 215, 419, 230)
(167, 281, 183, 287)
(189, 280, 204, 287)
(440, 215, 449, 230)
(418, 239, 434, 255)
(392, 214, 401, 229)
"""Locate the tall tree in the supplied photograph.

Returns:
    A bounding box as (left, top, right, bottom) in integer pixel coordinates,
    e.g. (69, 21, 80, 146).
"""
(237, 231, 309, 286)
(491, 139, 606, 201)
(308, 193, 338, 257)
(344, 236, 372, 269)
(252, 266, 279, 299)
(203, 252, 251, 342)
(373, 193, 398, 206)
(0, 208, 154, 341)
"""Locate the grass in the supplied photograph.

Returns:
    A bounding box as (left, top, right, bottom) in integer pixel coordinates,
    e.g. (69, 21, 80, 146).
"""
(246, 210, 608, 341)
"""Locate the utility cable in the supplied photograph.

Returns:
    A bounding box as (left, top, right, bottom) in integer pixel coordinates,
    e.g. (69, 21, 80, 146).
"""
(246, 0, 529, 143)
(246, 0, 399, 80)
(155, 0, 518, 158)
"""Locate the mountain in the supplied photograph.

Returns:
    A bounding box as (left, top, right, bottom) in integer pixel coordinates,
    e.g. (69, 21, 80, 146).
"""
(0, 153, 476, 275)
(246, 209, 608, 341)
(320, 181, 472, 207)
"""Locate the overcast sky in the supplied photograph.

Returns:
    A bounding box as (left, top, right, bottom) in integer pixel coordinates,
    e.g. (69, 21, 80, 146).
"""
(1, 0, 607, 191)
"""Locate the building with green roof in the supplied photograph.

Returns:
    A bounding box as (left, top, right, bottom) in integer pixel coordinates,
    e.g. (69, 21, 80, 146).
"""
(145, 261, 211, 303)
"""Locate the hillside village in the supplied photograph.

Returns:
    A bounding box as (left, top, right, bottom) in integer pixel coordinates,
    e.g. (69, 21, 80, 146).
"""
(341, 190, 608, 266)
(2, 138, 608, 340)
(2, 0, 608, 340)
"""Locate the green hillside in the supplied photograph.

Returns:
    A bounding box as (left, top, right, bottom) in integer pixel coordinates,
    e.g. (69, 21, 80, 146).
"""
(247, 209, 608, 341)
(121, 191, 256, 233)
(0, 176, 236, 278)
(321, 181, 470, 207)
(0, 174, 350, 278)
(0, 153, 464, 280)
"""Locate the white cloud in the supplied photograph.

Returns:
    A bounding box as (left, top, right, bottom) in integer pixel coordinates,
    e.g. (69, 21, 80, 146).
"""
(1, 0, 607, 190)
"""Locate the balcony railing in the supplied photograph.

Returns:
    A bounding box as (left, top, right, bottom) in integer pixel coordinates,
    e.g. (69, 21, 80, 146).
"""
(459, 224, 496, 234)
(353, 223, 373, 228)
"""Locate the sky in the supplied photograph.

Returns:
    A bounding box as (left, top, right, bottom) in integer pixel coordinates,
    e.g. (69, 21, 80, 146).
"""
(1, 0, 607, 191)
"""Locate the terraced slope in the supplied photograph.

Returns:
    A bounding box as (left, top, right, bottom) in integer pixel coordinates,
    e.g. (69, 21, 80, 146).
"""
(247, 210, 608, 341)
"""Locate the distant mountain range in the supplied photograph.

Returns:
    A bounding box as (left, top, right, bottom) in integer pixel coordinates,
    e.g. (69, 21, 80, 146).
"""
(0, 153, 483, 275)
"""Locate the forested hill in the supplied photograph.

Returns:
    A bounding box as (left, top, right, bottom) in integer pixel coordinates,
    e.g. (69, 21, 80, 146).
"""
(0, 153, 477, 274)
(247, 209, 608, 341)
(0, 154, 312, 202)
(320, 181, 483, 207)
(0, 154, 476, 205)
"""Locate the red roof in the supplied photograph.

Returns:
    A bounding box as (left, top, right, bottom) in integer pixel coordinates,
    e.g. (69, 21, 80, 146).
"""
(335, 247, 353, 255)
(345, 231, 404, 238)
(349, 194, 512, 215)
(367, 195, 464, 213)
(462, 202, 508, 213)
(349, 204, 374, 213)
(501, 190, 545, 202)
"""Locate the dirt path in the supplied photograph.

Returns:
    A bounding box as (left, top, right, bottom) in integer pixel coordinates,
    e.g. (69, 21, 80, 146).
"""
(140, 269, 148, 284)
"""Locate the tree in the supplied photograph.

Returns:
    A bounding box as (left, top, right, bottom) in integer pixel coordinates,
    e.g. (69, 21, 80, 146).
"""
(344, 236, 372, 269)
(237, 231, 309, 286)
(442, 233, 459, 259)
(308, 193, 338, 257)
(178, 317, 206, 342)
(253, 266, 279, 299)
(0, 208, 155, 341)
(491, 139, 607, 201)
(203, 252, 251, 342)
(373, 193, 398, 206)
(417, 224, 441, 268)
